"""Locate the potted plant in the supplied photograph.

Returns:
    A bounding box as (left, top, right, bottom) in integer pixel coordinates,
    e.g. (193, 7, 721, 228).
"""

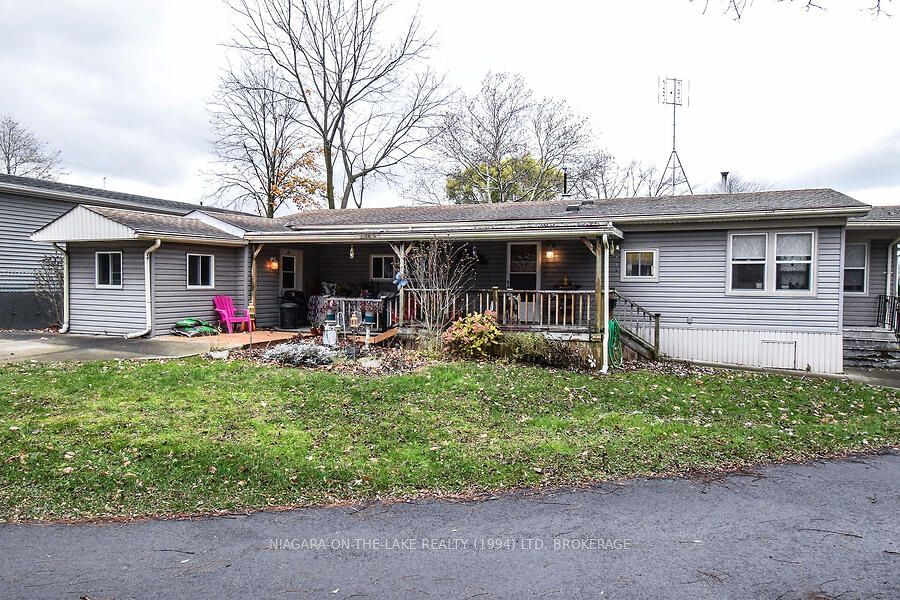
(361, 299, 379, 325)
(323, 298, 339, 323)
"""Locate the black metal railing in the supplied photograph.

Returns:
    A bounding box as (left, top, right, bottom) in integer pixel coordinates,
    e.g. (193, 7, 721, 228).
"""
(876, 294, 900, 334)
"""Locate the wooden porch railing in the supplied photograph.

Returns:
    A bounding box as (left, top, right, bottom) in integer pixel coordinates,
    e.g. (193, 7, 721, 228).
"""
(401, 288, 596, 330)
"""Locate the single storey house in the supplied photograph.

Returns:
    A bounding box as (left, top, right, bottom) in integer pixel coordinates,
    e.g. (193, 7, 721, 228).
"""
(30, 185, 900, 374)
(0, 173, 244, 328)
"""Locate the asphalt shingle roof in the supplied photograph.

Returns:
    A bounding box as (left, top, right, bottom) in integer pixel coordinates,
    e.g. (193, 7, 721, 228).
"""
(0, 173, 245, 216)
(279, 189, 867, 229)
(87, 206, 242, 240)
(200, 211, 293, 232)
(849, 204, 900, 223)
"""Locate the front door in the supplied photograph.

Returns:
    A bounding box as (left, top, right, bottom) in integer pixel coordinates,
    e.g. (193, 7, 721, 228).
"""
(507, 242, 541, 290)
(280, 250, 303, 294)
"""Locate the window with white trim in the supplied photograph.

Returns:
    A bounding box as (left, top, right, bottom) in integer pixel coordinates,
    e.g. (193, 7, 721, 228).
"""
(186, 254, 214, 289)
(370, 254, 397, 281)
(728, 231, 816, 294)
(775, 232, 813, 291)
(95, 252, 122, 289)
(729, 233, 767, 291)
(621, 249, 658, 281)
(843, 243, 868, 294)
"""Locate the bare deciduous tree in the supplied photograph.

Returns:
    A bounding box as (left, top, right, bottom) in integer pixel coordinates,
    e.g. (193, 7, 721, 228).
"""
(567, 150, 660, 199)
(708, 171, 773, 193)
(226, 0, 447, 209)
(404, 239, 477, 348)
(208, 62, 324, 217)
(695, 0, 892, 19)
(414, 72, 590, 204)
(0, 116, 64, 180)
(33, 254, 64, 326)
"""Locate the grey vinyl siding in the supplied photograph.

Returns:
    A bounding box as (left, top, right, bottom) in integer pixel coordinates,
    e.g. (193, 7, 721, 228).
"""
(68, 242, 148, 336)
(611, 226, 843, 334)
(0, 192, 73, 292)
(151, 244, 243, 335)
(0, 193, 74, 327)
(842, 232, 890, 327)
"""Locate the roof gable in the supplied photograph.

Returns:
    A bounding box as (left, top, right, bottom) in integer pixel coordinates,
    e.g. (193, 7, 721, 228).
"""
(32, 205, 136, 242)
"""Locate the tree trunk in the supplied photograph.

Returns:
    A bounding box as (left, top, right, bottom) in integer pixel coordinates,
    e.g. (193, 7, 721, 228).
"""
(323, 143, 335, 210)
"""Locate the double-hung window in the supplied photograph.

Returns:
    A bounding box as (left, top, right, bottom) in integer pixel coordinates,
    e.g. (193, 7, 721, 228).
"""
(775, 233, 813, 291)
(728, 231, 815, 294)
(95, 251, 123, 289)
(730, 234, 767, 291)
(186, 254, 214, 289)
(843, 243, 868, 294)
(621, 249, 658, 281)
(370, 255, 397, 281)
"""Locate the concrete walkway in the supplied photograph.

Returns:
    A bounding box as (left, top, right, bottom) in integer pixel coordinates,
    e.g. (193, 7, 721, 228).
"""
(1, 453, 897, 599)
(0, 330, 293, 363)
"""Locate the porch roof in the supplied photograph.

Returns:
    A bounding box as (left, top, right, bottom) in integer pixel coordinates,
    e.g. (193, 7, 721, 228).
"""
(847, 205, 900, 228)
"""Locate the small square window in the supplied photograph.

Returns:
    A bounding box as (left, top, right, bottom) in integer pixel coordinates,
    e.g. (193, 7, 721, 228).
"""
(187, 254, 214, 289)
(370, 255, 397, 281)
(95, 252, 123, 288)
(621, 249, 658, 281)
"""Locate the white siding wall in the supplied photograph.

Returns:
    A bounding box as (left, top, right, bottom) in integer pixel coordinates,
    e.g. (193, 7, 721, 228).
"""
(68, 242, 148, 336)
(661, 328, 843, 374)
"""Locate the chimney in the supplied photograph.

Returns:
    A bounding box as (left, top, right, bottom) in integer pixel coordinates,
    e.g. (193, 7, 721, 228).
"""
(720, 171, 729, 190)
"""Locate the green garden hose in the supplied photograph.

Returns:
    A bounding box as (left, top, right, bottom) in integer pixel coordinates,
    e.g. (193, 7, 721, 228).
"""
(607, 318, 624, 368)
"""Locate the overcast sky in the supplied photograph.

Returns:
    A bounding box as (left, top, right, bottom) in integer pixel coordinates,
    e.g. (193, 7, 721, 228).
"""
(1, 0, 898, 209)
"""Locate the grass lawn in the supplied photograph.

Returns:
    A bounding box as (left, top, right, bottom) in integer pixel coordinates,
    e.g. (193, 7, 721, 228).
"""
(1, 358, 898, 521)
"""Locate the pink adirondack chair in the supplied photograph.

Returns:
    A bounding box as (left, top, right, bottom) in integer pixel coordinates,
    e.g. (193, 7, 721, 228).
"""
(214, 295, 253, 333)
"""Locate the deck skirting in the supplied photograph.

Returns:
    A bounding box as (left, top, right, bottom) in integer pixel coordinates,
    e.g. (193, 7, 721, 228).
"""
(659, 327, 843, 374)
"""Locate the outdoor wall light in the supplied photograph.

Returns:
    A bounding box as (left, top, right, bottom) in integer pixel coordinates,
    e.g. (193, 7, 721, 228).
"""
(545, 243, 556, 260)
(267, 256, 279, 271)
(349, 244, 355, 259)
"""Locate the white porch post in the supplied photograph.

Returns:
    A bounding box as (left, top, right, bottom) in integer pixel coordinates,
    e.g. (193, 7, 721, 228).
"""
(250, 243, 264, 318)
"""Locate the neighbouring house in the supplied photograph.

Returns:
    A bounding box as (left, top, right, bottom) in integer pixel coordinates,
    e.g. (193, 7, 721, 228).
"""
(29, 181, 900, 374)
(0, 173, 245, 328)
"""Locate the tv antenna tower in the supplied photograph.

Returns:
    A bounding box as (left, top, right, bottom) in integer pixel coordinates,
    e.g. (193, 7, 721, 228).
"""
(655, 77, 693, 196)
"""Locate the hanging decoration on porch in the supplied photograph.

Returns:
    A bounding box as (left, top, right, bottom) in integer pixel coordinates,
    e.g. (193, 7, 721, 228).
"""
(393, 272, 409, 289)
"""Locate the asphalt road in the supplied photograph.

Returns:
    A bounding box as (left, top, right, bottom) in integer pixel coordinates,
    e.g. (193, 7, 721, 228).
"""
(1, 453, 898, 599)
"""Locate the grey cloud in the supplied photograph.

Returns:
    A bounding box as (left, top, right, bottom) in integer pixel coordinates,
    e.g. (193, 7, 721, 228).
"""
(787, 130, 900, 193)
(0, 1, 214, 186)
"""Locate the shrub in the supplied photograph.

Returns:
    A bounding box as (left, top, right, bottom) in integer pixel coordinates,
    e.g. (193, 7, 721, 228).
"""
(263, 343, 336, 366)
(442, 312, 501, 360)
(499, 332, 593, 371)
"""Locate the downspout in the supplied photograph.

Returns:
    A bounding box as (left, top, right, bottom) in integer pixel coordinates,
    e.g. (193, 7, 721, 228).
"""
(125, 239, 162, 339)
(52, 243, 69, 334)
(600, 233, 610, 374)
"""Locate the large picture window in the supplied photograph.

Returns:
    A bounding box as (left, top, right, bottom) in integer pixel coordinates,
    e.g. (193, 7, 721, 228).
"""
(843, 243, 868, 294)
(728, 231, 816, 295)
(621, 249, 658, 281)
(370, 254, 397, 281)
(187, 254, 214, 289)
(730, 234, 767, 291)
(95, 251, 123, 289)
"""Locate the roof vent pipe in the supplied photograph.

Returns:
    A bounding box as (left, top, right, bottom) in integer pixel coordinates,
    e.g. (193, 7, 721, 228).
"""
(720, 171, 729, 190)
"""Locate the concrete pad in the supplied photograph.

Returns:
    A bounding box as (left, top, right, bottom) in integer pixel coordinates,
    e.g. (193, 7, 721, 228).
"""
(0, 332, 205, 364)
(844, 366, 900, 389)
